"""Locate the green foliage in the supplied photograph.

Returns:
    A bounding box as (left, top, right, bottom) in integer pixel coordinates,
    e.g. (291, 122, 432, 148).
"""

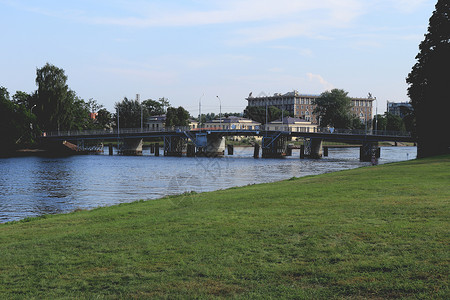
(0, 156, 449, 298)
(406, 0, 450, 157)
(0, 87, 36, 153)
(165, 106, 190, 127)
(373, 113, 408, 132)
(244, 105, 290, 124)
(142, 98, 164, 116)
(34, 63, 96, 132)
(96, 108, 112, 129)
(35, 63, 70, 131)
(114, 97, 147, 128)
(313, 89, 355, 128)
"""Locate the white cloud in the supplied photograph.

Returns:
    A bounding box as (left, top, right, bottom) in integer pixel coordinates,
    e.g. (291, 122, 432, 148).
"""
(306, 73, 334, 91)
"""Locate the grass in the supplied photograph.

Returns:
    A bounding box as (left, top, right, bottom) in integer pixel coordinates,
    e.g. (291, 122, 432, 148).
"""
(0, 155, 449, 299)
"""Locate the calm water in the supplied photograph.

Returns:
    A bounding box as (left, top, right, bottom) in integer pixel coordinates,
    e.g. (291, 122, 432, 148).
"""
(0, 146, 416, 223)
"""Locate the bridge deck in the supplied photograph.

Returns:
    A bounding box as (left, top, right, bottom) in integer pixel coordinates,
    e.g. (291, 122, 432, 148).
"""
(40, 127, 415, 143)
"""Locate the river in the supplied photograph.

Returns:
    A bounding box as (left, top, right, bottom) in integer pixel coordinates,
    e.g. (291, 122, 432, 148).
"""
(0, 146, 416, 223)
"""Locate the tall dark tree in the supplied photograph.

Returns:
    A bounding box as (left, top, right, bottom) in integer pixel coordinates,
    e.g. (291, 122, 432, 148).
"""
(96, 108, 112, 129)
(165, 106, 190, 127)
(35, 63, 70, 131)
(313, 89, 354, 128)
(244, 105, 290, 124)
(142, 99, 164, 116)
(0, 87, 36, 155)
(114, 97, 148, 128)
(406, 0, 450, 157)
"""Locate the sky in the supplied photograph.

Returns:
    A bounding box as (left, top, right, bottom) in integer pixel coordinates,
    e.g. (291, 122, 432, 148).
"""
(0, 0, 436, 116)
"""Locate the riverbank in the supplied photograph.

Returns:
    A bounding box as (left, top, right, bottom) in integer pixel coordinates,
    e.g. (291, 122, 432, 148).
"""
(1, 155, 448, 298)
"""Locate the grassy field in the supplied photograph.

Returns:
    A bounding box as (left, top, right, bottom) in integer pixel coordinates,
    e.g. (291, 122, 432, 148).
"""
(0, 155, 449, 299)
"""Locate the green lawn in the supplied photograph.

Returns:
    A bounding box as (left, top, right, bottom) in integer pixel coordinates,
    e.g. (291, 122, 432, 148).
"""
(1, 155, 449, 299)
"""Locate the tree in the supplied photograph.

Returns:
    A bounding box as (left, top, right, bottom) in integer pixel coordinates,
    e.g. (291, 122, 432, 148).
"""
(165, 106, 190, 127)
(385, 113, 405, 132)
(12, 91, 32, 109)
(406, 0, 450, 157)
(96, 108, 112, 129)
(142, 99, 164, 116)
(0, 87, 36, 154)
(87, 98, 103, 114)
(243, 105, 290, 124)
(158, 97, 170, 113)
(35, 63, 70, 131)
(313, 89, 354, 128)
(114, 97, 147, 128)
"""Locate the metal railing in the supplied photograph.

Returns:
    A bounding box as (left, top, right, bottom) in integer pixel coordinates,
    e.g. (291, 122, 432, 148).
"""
(42, 126, 411, 138)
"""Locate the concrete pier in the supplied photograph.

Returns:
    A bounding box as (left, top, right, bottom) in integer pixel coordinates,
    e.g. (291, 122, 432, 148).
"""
(360, 142, 380, 162)
(253, 143, 260, 158)
(227, 144, 234, 155)
(120, 138, 143, 155)
(205, 135, 225, 157)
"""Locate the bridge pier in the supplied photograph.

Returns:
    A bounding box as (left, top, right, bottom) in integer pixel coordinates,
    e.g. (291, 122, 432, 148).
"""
(187, 144, 196, 157)
(205, 135, 225, 157)
(119, 138, 143, 155)
(227, 144, 234, 155)
(300, 138, 323, 159)
(262, 133, 287, 158)
(360, 141, 380, 162)
(164, 136, 184, 156)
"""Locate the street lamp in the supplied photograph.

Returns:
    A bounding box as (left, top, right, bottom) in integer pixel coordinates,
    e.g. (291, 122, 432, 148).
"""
(216, 96, 222, 128)
(30, 104, 36, 129)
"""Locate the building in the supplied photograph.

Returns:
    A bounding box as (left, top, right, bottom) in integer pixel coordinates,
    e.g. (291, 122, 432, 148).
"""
(145, 115, 198, 130)
(203, 116, 261, 130)
(266, 117, 317, 132)
(387, 101, 412, 118)
(246, 90, 374, 124)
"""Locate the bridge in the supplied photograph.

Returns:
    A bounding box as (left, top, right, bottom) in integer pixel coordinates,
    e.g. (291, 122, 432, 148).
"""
(40, 126, 415, 161)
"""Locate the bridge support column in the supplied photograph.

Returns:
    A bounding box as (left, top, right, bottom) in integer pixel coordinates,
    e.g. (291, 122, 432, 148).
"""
(120, 138, 143, 155)
(253, 143, 260, 158)
(164, 136, 184, 156)
(360, 142, 379, 162)
(154, 143, 159, 156)
(310, 139, 323, 159)
(206, 135, 225, 157)
(227, 144, 234, 155)
(187, 144, 196, 157)
(323, 146, 329, 157)
(301, 138, 323, 159)
(262, 133, 287, 158)
(109, 144, 113, 155)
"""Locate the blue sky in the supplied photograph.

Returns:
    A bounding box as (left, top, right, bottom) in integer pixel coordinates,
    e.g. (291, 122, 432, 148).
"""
(0, 0, 436, 115)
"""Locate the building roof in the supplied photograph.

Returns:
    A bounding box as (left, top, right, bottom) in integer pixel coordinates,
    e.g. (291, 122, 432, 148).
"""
(147, 114, 166, 122)
(208, 116, 260, 124)
(269, 117, 310, 125)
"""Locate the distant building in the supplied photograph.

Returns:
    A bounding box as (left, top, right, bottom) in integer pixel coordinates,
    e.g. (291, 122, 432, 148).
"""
(266, 117, 317, 132)
(387, 101, 412, 118)
(203, 116, 261, 130)
(246, 90, 374, 124)
(145, 115, 198, 130)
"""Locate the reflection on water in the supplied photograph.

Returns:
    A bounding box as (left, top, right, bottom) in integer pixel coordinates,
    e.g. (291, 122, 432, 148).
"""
(0, 146, 417, 223)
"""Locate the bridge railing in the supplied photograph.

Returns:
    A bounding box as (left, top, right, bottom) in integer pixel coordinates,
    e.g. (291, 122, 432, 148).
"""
(258, 125, 411, 137)
(42, 126, 192, 137)
(42, 126, 411, 138)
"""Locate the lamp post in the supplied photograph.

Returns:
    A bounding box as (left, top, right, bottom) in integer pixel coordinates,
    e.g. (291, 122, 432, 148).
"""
(216, 96, 222, 129)
(30, 104, 36, 130)
(375, 96, 378, 133)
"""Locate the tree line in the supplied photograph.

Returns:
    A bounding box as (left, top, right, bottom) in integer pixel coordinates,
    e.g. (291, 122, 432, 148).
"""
(0, 63, 192, 155)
